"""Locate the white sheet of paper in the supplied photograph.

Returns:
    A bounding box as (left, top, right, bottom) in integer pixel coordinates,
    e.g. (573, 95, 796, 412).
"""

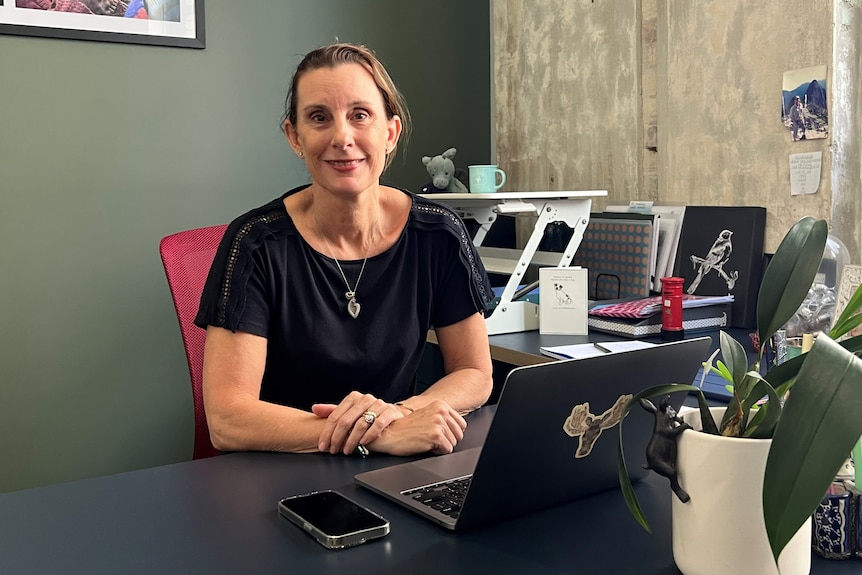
(540, 340, 655, 360)
(789, 152, 822, 196)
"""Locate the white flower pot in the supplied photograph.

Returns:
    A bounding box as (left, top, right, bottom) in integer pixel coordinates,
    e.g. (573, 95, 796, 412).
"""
(671, 408, 811, 575)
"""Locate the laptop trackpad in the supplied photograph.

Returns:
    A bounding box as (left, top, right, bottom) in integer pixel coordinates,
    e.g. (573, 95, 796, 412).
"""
(412, 447, 481, 479)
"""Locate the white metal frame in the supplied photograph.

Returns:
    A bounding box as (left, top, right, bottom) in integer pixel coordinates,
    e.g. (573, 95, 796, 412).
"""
(420, 191, 607, 334)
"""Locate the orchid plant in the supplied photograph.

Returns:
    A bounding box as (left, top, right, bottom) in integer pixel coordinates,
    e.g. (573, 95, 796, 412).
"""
(617, 216, 862, 563)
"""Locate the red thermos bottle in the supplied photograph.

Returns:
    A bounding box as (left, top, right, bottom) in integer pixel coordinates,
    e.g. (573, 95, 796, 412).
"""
(660, 277, 685, 341)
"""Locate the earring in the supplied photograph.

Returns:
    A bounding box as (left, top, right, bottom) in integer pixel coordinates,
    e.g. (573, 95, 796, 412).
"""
(297, 151, 304, 158)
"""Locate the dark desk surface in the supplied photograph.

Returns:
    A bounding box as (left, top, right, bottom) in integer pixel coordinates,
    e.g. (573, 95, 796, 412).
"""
(429, 327, 747, 367)
(489, 328, 751, 366)
(0, 409, 854, 574)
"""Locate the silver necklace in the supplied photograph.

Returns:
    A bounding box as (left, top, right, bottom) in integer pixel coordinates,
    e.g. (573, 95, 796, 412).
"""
(322, 232, 373, 319)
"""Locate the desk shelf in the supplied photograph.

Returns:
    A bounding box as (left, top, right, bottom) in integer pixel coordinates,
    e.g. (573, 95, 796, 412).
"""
(421, 190, 607, 335)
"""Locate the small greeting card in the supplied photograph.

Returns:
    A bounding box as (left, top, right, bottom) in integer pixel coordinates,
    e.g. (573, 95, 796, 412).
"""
(539, 267, 588, 335)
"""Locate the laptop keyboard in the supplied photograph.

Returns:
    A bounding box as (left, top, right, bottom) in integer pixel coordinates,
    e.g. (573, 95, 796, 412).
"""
(402, 475, 473, 519)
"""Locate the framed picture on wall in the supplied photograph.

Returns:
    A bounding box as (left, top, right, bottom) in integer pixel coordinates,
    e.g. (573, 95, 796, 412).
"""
(0, 0, 205, 49)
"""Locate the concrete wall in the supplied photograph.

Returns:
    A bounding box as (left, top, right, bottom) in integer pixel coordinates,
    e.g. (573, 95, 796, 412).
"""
(493, 0, 856, 254)
(493, 1, 642, 202)
(658, 0, 833, 252)
(0, 0, 491, 493)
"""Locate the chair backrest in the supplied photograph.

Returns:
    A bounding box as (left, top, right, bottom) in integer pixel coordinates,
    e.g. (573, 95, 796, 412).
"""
(159, 224, 228, 459)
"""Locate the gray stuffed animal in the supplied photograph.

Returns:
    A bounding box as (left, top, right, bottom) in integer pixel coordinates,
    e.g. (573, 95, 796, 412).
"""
(421, 148, 469, 193)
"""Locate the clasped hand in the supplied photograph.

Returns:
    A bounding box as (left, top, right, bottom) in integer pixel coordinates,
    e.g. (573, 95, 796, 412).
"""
(311, 391, 467, 456)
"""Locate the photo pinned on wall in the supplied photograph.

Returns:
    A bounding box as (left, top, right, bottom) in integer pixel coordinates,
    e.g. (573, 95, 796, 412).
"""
(0, 0, 205, 49)
(781, 65, 827, 142)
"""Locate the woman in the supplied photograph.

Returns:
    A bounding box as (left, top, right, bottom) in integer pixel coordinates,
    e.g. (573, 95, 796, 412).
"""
(195, 43, 494, 458)
(789, 95, 806, 141)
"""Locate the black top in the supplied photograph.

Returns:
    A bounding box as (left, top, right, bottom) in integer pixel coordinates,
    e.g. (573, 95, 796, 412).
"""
(195, 185, 493, 410)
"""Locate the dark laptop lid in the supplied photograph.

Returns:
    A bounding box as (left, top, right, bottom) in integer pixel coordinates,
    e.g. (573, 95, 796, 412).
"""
(453, 336, 712, 530)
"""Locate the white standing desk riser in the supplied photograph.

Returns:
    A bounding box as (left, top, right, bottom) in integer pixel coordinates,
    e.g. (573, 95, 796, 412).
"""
(419, 191, 607, 335)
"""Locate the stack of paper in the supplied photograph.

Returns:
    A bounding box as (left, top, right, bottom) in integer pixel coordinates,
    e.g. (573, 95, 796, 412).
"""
(586, 295, 734, 338)
(589, 294, 734, 319)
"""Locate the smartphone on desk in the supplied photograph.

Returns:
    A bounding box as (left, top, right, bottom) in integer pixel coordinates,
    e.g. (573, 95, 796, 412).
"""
(278, 490, 389, 549)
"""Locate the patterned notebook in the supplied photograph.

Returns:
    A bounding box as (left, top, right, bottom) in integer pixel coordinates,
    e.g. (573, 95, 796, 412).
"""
(589, 294, 735, 319)
(571, 219, 652, 300)
(587, 304, 731, 338)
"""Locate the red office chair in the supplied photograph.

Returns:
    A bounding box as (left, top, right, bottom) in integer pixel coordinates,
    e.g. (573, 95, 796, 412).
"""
(159, 224, 228, 459)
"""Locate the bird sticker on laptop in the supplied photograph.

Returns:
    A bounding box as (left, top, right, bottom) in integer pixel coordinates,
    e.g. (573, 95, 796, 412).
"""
(562, 395, 632, 458)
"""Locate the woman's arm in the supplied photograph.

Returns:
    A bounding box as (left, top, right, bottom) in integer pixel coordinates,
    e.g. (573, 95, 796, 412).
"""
(202, 326, 328, 453)
(354, 312, 493, 456)
(397, 311, 493, 415)
(204, 311, 491, 455)
(315, 312, 493, 456)
(203, 327, 404, 454)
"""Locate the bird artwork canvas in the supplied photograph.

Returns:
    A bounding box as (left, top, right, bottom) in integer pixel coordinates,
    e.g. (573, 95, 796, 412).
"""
(673, 206, 766, 329)
(687, 229, 739, 294)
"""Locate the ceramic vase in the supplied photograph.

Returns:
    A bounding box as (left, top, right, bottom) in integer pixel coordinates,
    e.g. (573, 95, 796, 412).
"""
(671, 407, 811, 575)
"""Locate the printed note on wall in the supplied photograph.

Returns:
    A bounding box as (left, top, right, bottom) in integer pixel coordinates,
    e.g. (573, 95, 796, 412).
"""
(789, 152, 822, 196)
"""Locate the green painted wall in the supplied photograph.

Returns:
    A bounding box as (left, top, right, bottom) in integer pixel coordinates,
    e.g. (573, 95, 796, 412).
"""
(0, 1, 490, 493)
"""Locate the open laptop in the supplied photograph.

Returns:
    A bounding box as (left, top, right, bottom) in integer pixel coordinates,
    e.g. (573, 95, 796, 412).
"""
(355, 336, 712, 531)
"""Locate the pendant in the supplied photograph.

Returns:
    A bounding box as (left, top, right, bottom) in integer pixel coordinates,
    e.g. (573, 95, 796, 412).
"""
(347, 297, 361, 319)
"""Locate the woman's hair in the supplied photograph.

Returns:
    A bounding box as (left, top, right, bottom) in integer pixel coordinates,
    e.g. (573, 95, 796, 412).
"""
(283, 43, 411, 170)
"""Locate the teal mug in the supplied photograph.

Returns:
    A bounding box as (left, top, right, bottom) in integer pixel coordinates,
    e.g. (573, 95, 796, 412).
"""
(468, 165, 506, 193)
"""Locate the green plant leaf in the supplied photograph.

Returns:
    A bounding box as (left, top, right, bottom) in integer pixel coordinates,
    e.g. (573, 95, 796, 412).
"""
(741, 376, 781, 439)
(716, 370, 777, 437)
(719, 393, 744, 436)
(838, 333, 862, 354)
(831, 314, 862, 340)
(764, 353, 806, 397)
(737, 375, 759, 427)
(764, 334, 862, 397)
(829, 282, 862, 339)
(713, 360, 733, 383)
(695, 392, 720, 436)
(617, 384, 708, 532)
(763, 335, 862, 562)
(735, 370, 763, 408)
(756, 217, 827, 346)
(720, 330, 748, 386)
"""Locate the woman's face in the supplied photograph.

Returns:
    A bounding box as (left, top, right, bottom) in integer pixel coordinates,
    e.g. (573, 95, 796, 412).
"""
(285, 63, 401, 198)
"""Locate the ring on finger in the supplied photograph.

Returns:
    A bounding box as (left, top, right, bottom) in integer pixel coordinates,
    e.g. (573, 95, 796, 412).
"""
(363, 411, 378, 425)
